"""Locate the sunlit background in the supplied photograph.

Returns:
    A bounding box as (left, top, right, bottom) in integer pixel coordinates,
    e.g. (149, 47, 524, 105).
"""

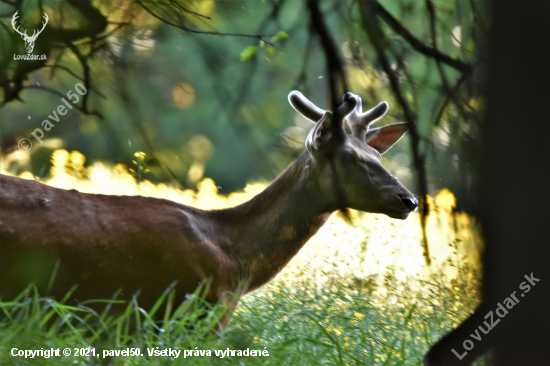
(0, 0, 487, 362)
(1, 148, 483, 288)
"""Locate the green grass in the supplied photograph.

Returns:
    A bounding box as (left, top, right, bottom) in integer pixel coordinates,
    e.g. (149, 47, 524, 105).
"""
(223, 260, 484, 366)
(0, 283, 224, 366)
(0, 255, 484, 366)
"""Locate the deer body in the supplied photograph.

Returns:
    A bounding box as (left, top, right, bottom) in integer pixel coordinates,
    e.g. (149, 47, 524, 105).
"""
(0, 92, 416, 328)
(0, 153, 335, 313)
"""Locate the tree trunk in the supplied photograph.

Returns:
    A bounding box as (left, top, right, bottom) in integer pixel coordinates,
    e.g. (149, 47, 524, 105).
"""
(424, 0, 550, 364)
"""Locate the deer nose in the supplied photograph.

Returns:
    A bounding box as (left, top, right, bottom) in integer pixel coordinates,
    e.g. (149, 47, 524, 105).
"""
(401, 197, 418, 211)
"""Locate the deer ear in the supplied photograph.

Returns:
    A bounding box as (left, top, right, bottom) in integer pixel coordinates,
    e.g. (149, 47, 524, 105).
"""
(365, 122, 408, 154)
(305, 112, 333, 152)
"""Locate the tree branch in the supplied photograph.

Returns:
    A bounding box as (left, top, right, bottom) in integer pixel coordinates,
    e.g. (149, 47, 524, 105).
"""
(169, 0, 211, 20)
(42, 65, 106, 99)
(306, 0, 349, 111)
(21, 85, 103, 118)
(136, 0, 274, 46)
(359, 0, 431, 265)
(307, 0, 352, 223)
(373, 0, 472, 75)
(293, 31, 313, 92)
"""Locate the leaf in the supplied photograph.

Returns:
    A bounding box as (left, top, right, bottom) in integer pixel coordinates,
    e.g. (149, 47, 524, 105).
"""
(239, 46, 259, 62)
(267, 47, 275, 55)
(272, 31, 289, 42)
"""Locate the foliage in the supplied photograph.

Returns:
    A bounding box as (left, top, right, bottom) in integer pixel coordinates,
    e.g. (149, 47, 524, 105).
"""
(0, 250, 484, 365)
(0, 282, 224, 366)
(0, 148, 483, 272)
(0, 0, 485, 212)
(239, 46, 259, 62)
(0, 149, 485, 365)
(225, 258, 484, 366)
(0, 0, 490, 362)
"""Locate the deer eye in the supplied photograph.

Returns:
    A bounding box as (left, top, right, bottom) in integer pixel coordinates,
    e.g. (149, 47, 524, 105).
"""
(342, 150, 361, 163)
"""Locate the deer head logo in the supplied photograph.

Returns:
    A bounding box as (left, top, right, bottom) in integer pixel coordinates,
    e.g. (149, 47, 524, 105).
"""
(11, 11, 48, 54)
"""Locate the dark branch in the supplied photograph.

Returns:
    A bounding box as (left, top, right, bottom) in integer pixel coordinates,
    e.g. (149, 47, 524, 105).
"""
(293, 31, 313, 92)
(22, 85, 103, 118)
(306, 0, 349, 111)
(49, 0, 108, 44)
(68, 22, 130, 47)
(373, 0, 472, 75)
(359, 0, 431, 265)
(307, 0, 352, 223)
(42, 65, 106, 99)
(434, 73, 468, 126)
(136, 0, 274, 46)
(169, 0, 211, 20)
(424, 1, 478, 128)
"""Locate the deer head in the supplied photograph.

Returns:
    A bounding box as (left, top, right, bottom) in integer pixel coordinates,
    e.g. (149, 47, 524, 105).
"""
(11, 11, 48, 54)
(288, 91, 417, 219)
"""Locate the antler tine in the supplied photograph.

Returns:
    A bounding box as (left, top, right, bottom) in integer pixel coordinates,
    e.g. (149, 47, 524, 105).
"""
(342, 93, 362, 131)
(359, 101, 389, 126)
(11, 11, 28, 37)
(344, 93, 389, 135)
(288, 91, 326, 123)
(335, 92, 359, 127)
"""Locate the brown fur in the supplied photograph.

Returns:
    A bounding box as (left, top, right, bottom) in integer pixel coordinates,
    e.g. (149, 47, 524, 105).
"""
(0, 152, 333, 327)
(0, 126, 414, 329)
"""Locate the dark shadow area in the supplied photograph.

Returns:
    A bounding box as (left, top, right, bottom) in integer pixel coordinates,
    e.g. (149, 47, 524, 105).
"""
(424, 0, 550, 364)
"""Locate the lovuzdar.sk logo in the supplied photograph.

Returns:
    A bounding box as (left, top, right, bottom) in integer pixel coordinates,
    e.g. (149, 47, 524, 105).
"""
(12, 10, 48, 61)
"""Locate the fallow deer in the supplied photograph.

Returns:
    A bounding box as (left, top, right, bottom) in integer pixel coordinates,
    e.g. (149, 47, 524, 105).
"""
(0, 91, 417, 328)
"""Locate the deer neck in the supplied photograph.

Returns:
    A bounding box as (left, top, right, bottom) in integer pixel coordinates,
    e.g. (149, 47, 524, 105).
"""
(213, 151, 333, 291)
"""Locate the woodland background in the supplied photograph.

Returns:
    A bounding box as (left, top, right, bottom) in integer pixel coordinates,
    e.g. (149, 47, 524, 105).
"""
(0, 0, 483, 213)
(0, 1, 490, 365)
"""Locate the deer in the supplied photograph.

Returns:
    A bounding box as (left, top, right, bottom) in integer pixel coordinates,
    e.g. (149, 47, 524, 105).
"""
(0, 91, 417, 329)
(11, 10, 48, 54)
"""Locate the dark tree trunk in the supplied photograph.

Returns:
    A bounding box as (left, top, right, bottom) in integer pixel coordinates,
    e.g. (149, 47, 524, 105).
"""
(424, 0, 550, 365)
